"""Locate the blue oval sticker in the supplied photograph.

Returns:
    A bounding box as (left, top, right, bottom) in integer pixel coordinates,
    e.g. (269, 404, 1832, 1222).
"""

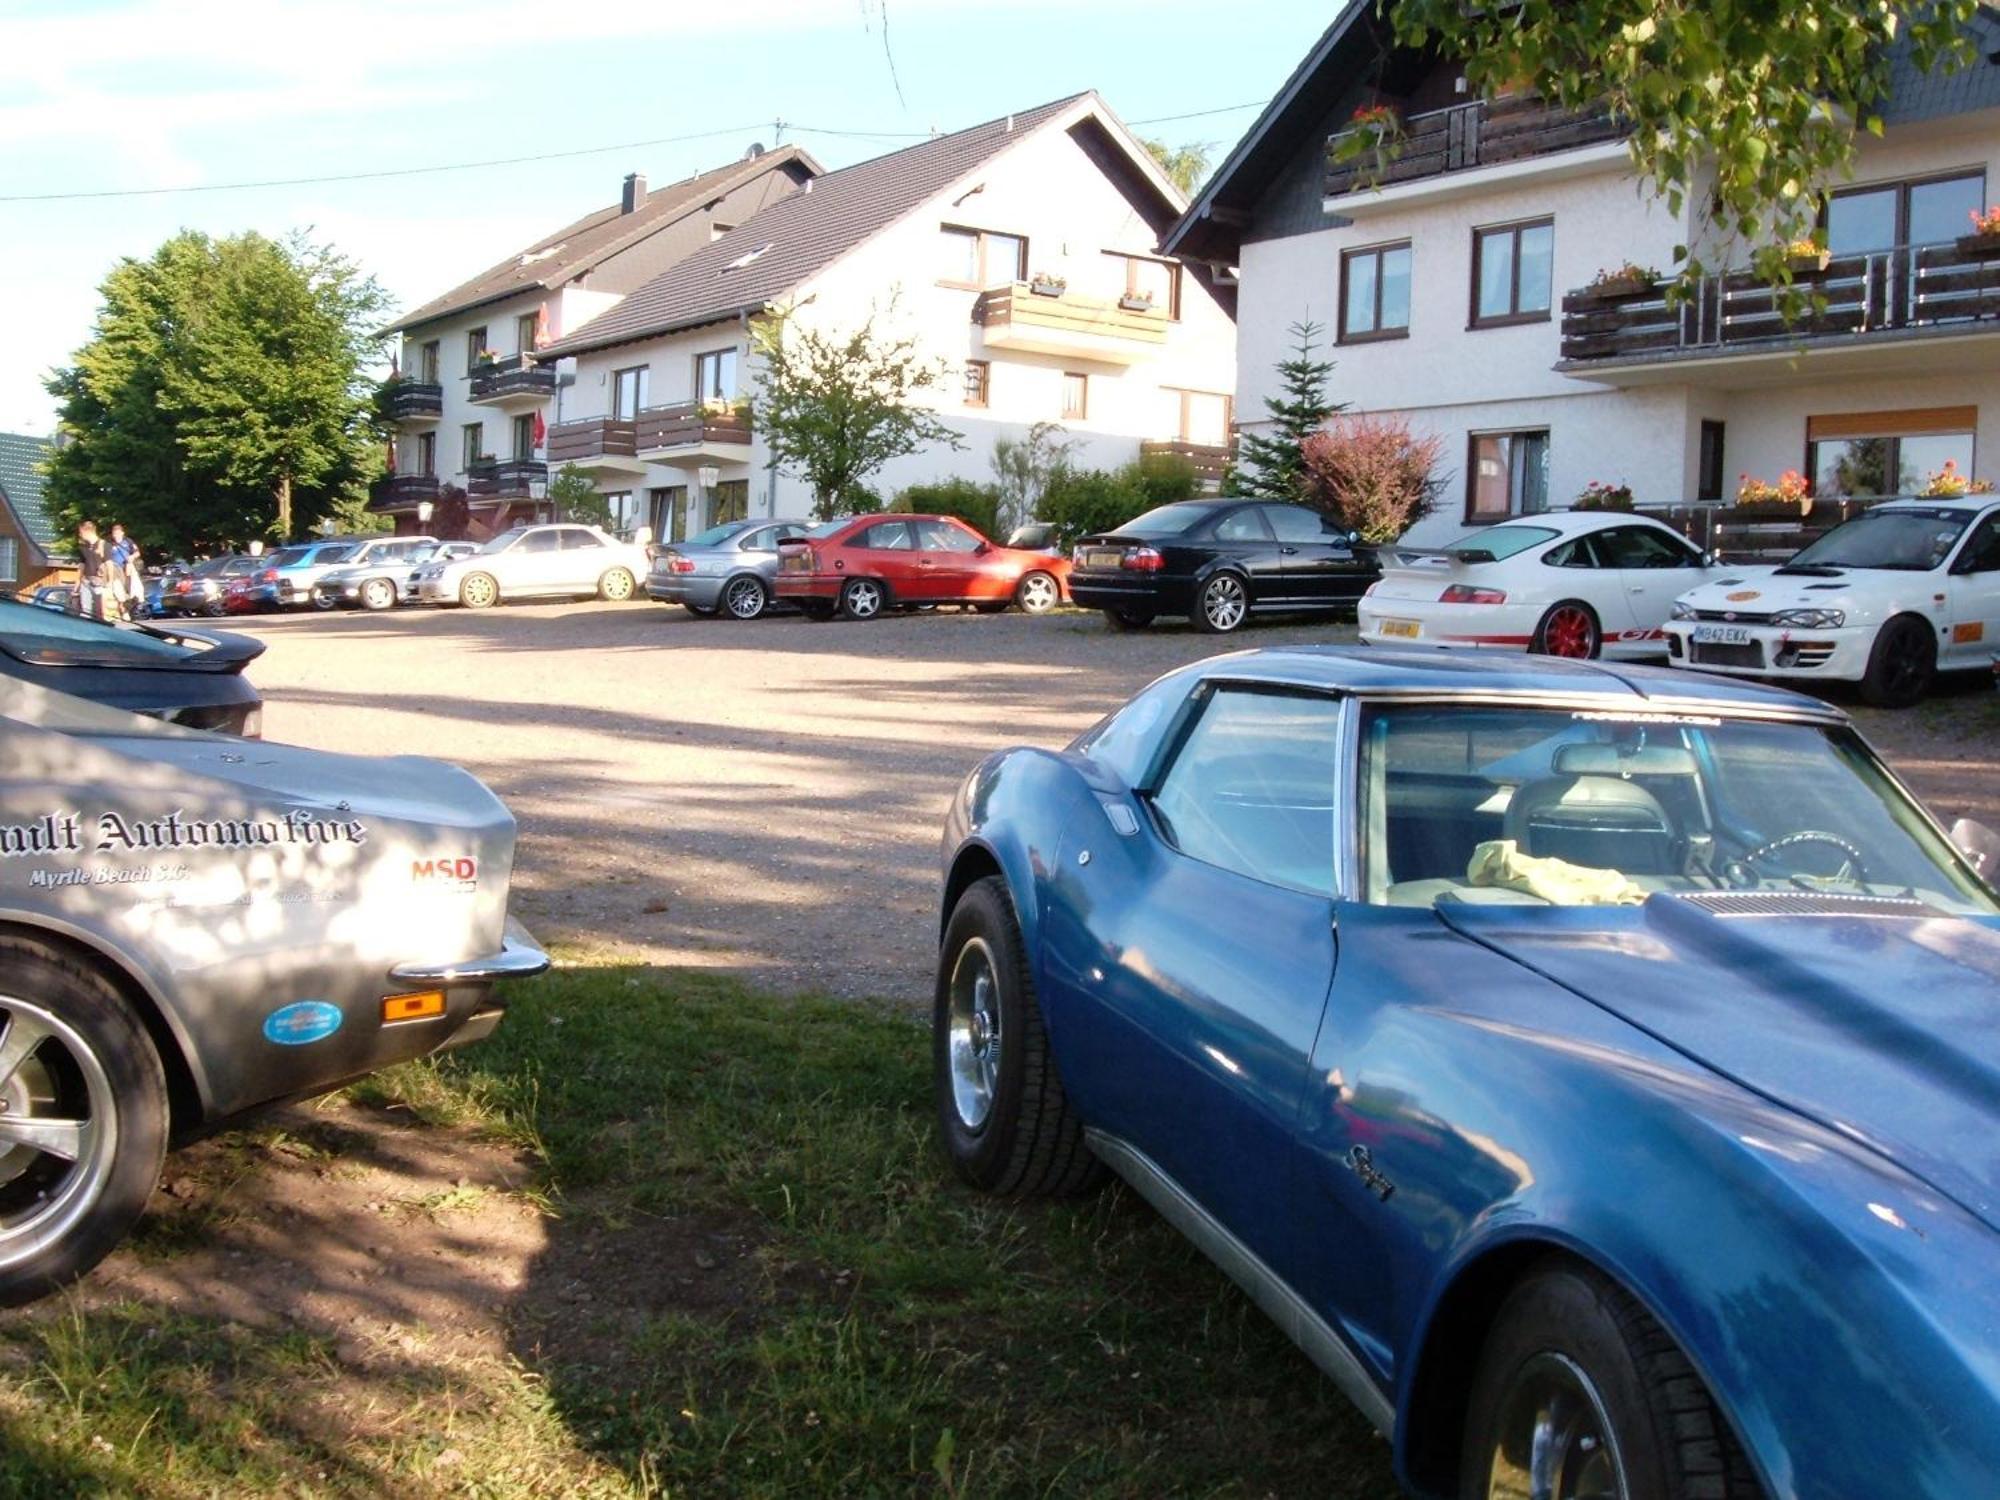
(263, 1001, 343, 1046)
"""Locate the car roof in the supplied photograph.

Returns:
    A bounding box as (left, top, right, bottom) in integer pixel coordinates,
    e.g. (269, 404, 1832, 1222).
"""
(1182, 645, 1847, 720)
(1873, 495, 1997, 513)
(1468, 511, 1679, 536)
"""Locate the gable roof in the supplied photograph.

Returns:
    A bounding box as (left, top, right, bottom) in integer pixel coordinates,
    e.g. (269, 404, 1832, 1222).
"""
(0, 432, 56, 561)
(386, 144, 825, 334)
(537, 93, 1185, 360)
(1165, 1, 2000, 265)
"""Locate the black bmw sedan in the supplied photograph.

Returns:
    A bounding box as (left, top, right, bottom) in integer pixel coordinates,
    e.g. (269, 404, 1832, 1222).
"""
(1068, 498, 1378, 633)
(0, 594, 265, 735)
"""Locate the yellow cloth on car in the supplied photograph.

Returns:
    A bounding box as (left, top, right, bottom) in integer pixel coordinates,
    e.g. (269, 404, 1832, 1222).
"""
(1466, 839, 1648, 906)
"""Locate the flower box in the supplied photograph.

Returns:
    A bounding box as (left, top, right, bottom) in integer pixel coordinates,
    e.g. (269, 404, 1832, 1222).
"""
(1956, 231, 2000, 260)
(1029, 277, 1067, 298)
(1734, 498, 1814, 519)
(1787, 251, 1832, 277)
(1117, 294, 1155, 313)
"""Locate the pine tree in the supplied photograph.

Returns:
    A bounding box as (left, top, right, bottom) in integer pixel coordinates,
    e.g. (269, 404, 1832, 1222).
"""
(1234, 320, 1342, 504)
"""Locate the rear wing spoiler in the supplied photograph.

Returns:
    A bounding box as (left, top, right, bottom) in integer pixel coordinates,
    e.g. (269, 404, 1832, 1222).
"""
(1383, 544, 1492, 568)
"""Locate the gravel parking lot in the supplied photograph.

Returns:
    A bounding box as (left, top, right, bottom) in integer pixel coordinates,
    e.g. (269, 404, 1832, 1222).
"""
(236, 599, 2000, 1005)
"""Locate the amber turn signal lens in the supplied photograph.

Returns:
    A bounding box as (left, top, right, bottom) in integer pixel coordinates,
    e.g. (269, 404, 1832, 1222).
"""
(381, 991, 447, 1024)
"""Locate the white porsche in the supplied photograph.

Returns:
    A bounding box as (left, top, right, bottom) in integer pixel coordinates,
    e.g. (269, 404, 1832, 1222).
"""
(1663, 495, 2000, 707)
(1358, 511, 1719, 659)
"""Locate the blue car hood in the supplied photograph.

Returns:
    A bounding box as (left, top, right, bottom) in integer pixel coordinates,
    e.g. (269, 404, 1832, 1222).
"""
(1438, 896, 2000, 1234)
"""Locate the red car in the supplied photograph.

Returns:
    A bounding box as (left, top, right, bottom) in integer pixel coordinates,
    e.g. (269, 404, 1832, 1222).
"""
(775, 514, 1068, 621)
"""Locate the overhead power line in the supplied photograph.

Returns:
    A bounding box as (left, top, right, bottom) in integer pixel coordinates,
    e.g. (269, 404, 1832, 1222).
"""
(0, 100, 1269, 205)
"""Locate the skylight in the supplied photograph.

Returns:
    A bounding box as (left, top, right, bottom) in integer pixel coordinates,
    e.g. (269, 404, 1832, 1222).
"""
(721, 243, 773, 273)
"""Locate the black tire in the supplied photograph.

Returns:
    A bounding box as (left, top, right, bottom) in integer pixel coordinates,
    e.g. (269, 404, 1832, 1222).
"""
(1531, 599, 1602, 660)
(360, 577, 397, 612)
(1193, 572, 1250, 634)
(1859, 614, 1937, 708)
(310, 590, 338, 612)
(933, 878, 1104, 1197)
(973, 602, 1008, 615)
(459, 572, 499, 610)
(203, 600, 227, 618)
(1102, 608, 1155, 632)
(598, 567, 636, 603)
(682, 602, 719, 619)
(1459, 1260, 1763, 1500)
(839, 577, 888, 621)
(0, 937, 169, 1306)
(722, 575, 769, 621)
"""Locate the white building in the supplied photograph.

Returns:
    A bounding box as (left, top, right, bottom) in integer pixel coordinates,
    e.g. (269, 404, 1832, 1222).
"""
(533, 93, 1239, 538)
(1166, 2, 2000, 545)
(378, 147, 821, 536)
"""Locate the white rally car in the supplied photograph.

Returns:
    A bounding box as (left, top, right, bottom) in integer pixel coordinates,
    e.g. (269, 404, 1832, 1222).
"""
(1358, 511, 1720, 658)
(1664, 495, 2000, 706)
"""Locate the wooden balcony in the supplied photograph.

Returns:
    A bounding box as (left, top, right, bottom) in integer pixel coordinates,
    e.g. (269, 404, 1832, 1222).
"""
(368, 474, 440, 513)
(467, 354, 556, 409)
(635, 401, 754, 467)
(1141, 440, 1231, 492)
(546, 416, 642, 475)
(973, 283, 1169, 365)
(1557, 242, 2000, 386)
(380, 379, 443, 423)
(466, 458, 548, 498)
(1325, 94, 1626, 198)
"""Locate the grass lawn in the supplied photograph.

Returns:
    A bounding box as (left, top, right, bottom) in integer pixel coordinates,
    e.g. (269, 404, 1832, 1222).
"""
(0, 964, 1395, 1498)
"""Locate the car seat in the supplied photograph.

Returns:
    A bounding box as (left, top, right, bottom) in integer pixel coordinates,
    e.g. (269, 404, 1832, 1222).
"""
(1502, 773, 1679, 875)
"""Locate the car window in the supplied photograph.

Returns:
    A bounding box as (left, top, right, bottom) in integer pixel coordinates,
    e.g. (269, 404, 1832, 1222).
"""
(267, 546, 312, 568)
(1149, 688, 1341, 898)
(561, 529, 606, 550)
(1788, 507, 1970, 572)
(310, 543, 358, 565)
(1595, 526, 1699, 569)
(737, 527, 774, 552)
(0, 597, 197, 666)
(1954, 512, 2000, 573)
(919, 520, 983, 553)
(1118, 502, 1214, 536)
(1451, 526, 1560, 561)
(1541, 536, 1601, 568)
(858, 521, 916, 550)
(1262, 506, 1339, 544)
(515, 530, 563, 555)
(1210, 508, 1274, 544)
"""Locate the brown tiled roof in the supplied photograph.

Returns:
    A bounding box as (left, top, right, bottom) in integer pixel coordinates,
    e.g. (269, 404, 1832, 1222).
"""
(385, 145, 824, 334)
(537, 95, 1097, 359)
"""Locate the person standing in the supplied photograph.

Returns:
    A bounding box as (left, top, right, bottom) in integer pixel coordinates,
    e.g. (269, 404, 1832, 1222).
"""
(108, 523, 143, 620)
(73, 521, 112, 620)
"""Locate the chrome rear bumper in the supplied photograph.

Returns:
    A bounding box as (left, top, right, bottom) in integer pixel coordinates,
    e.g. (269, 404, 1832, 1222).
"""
(391, 918, 551, 984)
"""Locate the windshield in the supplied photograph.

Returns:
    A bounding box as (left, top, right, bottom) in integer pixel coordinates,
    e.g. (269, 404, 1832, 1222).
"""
(190, 555, 240, 576)
(686, 523, 745, 548)
(267, 546, 312, 568)
(306, 542, 357, 566)
(1359, 704, 1996, 915)
(1784, 508, 1971, 572)
(0, 596, 200, 667)
(1118, 503, 1215, 537)
(479, 529, 526, 555)
(1451, 526, 1560, 562)
(801, 520, 849, 540)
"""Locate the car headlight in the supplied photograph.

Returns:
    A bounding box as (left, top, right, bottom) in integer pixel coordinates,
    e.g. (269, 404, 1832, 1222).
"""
(1772, 607, 1846, 629)
(1670, 600, 1697, 620)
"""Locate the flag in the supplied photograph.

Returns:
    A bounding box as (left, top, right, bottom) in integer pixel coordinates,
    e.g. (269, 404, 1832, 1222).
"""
(531, 409, 547, 449)
(534, 304, 551, 349)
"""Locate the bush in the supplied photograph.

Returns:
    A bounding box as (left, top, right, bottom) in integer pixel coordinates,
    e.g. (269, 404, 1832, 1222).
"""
(892, 478, 1003, 538)
(1131, 451, 1201, 509)
(1299, 415, 1443, 542)
(1037, 467, 1146, 551)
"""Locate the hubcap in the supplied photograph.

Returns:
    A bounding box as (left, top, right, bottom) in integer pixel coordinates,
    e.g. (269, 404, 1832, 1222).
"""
(465, 576, 494, 607)
(945, 938, 1001, 1131)
(605, 571, 632, 600)
(0, 999, 114, 1271)
(1019, 574, 1057, 613)
(1544, 607, 1594, 658)
(1484, 1353, 1627, 1500)
(365, 580, 392, 608)
(847, 582, 881, 618)
(1204, 577, 1246, 631)
(728, 579, 765, 618)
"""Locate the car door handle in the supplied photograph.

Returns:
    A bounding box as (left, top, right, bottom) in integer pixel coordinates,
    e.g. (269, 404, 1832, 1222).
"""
(918, 559, 935, 568)
(1280, 546, 1299, 555)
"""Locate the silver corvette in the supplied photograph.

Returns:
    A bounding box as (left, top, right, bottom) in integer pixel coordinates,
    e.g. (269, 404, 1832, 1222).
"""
(0, 677, 547, 1302)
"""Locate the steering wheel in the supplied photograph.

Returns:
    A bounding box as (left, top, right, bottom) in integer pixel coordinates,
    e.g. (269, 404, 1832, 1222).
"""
(1737, 830, 1872, 888)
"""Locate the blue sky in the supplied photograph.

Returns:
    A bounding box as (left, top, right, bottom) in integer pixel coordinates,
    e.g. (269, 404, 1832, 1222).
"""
(0, 0, 1332, 435)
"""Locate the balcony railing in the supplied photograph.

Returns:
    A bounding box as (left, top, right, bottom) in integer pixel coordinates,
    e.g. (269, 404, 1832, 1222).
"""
(1324, 94, 1626, 197)
(973, 283, 1168, 364)
(381, 380, 443, 422)
(636, 401, 753, 454)
(1640, 497, 1892, 564)
(468, 353, 556, 405)
(1560, 242, 2000, 366)
(546, 416, 638, 467)
(368, 474, 440, 511)
(1141, 440, 1230, 489)
(466, 458, 548, 498)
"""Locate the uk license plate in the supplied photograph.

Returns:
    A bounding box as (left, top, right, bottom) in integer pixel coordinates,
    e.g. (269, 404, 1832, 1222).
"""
(1086, 549, 1125, 569)
(1379, 618, 1421, 639)
(1691, 624, 1752, 645)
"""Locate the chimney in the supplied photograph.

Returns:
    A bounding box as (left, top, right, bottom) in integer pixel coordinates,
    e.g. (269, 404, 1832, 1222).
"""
(621, 172, 646, 214)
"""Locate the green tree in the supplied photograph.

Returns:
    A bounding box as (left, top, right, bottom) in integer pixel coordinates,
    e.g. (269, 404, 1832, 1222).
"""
(547, 463, 613, 529)
(748, 304, 963, 520)
(44, 230, 389, 556)
(892, 478, 1003, 538)
(1142, 137, 1213, 197)
(1235, 320, 1342, 505)
(1035, 457, 1199, 550)
(1387, 1, 1979, 295)
(991, 421, 1077, 533)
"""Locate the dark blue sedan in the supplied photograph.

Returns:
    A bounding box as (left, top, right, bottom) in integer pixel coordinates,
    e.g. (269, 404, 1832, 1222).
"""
(934, 646, 2000, 1500)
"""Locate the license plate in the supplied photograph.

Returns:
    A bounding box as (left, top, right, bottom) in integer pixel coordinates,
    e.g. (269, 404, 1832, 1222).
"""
(1691, 624, 1753, 645)
(1379, 618, 1421, 639)
(1086, 549, 1125, 569)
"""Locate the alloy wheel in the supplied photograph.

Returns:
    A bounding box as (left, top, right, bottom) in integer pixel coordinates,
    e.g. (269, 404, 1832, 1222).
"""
(842, 580, 883, 620)
(1016, 572, 1059, 615)
(944, 938, 1002, 1131)
(725, 577, 767, 620)
(1202, 575, 1247, 632)
(362, 578, 396, 611)
(1482, 1353, 1628, 1500)
(0, 999, 115, 1276)
(460, 573, 497, 609)
(1540, 604, 1597, 659)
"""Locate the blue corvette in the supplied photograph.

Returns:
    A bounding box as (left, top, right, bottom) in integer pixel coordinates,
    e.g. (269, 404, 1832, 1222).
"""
(932, 647, 2000, 1500)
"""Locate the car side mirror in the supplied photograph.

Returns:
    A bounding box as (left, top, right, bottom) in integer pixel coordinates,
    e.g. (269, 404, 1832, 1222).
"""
(975, 541, 992, 555)
(1950, 818, 2000, 883)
